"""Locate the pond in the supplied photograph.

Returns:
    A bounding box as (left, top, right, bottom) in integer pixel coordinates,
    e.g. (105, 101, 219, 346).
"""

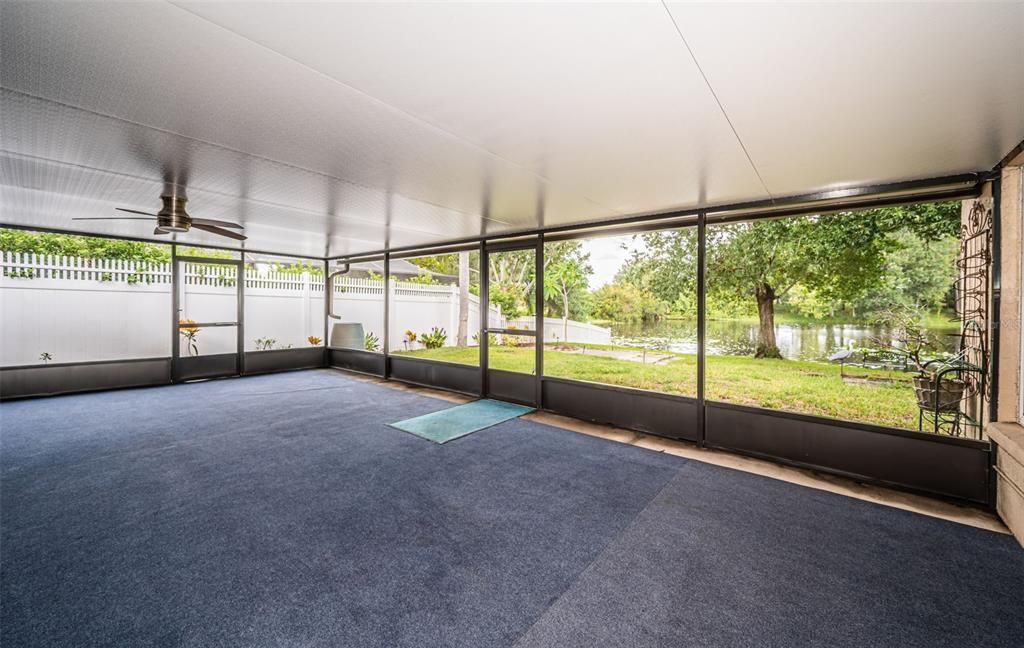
(609, 318, 961, 362)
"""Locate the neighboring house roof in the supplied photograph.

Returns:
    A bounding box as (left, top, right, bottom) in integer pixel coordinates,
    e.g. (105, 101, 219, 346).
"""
(357, 259, 456, 280)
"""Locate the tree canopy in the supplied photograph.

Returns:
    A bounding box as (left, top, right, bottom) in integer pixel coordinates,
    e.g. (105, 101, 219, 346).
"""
(0, 229, 171, 262)
(615, 201, 961, 357)
(0, 229, 325, 273)
(401, 200, 961, 360)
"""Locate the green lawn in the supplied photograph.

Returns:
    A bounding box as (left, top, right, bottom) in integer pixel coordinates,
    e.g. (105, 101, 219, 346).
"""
(393, 344, 920, 430)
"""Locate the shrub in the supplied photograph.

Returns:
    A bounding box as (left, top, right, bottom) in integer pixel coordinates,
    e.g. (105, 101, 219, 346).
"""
(472, 331, 498, 347)
(420, 327, 447, 349)
(254, 337, 276, 351)
(592, 282, 667, 323)
(364, 332, 381, 352)
(404, 271, 440, 285)
(488, 286, 528, 318)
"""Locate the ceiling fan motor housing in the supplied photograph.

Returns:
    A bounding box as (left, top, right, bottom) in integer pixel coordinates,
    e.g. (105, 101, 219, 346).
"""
(157, 195, 190, 232)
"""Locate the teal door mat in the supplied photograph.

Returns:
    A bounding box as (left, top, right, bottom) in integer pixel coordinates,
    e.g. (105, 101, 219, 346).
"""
(390, 399, 534, 444)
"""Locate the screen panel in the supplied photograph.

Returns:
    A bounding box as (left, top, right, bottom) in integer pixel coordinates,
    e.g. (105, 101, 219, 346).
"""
(0, 228, 172, 367)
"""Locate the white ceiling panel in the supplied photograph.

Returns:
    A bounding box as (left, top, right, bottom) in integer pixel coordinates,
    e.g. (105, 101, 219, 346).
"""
(0, 91, 504, 254)
(0, 184, 330, 257)
(0, 1, 558, 218)
(1, 1, 1021, 257)
(0, 1, 612, 255)
(665, 2, 1024, 196)
(172, 1, 769, 213)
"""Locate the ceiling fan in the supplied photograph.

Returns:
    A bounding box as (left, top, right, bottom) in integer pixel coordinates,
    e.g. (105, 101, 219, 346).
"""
(73, 194, 247, 241)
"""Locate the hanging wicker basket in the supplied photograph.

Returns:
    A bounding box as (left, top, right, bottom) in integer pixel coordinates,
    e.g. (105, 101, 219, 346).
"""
(913, 374, 966, 413)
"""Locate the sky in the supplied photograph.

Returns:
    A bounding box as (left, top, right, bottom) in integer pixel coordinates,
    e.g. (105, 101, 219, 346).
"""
(580, 234, 646, 289)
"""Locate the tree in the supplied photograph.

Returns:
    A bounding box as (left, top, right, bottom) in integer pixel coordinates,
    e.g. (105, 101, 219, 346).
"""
(843, 231, 957, 316)
(487, 249, 534, 318)
(457, 251, 470, 346)
(409, 253, 460, 277)
(544, 249, 590, 340)
(707, 217, 825, 357)
(488, 249, 535, 318)
(705, 202, 959, 357)
(618, 229, 697, 309)
(616, 201, 960, 359)
(486, 242, 592, 324)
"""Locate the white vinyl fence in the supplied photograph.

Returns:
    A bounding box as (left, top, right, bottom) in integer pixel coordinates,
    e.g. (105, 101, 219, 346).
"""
(1, 254, 174, 365)
(1, 253, 609, 366)
(328, 276, 497, 351)
(510, 316, 612, 345)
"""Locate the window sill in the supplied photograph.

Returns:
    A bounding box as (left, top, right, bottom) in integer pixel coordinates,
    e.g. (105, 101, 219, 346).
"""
(989, 421, 1024, 461)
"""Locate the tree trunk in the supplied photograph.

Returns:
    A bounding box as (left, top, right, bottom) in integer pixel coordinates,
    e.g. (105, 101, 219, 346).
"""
(755, 282, 782, 359)
(562, 287, 570, 342)
(457, 251, 469, 346)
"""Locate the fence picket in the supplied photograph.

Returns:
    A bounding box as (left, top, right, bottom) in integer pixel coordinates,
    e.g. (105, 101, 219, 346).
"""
(2, 253, 611, 363)
(0, 254, 529, 300)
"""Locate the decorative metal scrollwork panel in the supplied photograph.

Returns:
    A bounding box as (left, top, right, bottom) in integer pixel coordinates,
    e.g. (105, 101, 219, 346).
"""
(955, 200, 991, 402)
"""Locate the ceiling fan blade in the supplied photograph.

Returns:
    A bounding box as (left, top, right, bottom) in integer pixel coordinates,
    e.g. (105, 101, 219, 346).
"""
(115, 207, 158, 216)
(154, 227, 169, 235)
(192, 223, 247, 241)
(191, 217, 244, 229)
(71, 217, 154, 221)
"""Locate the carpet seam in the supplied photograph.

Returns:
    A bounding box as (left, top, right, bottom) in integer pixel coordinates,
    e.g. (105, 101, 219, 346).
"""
(508, 460, 695, 648)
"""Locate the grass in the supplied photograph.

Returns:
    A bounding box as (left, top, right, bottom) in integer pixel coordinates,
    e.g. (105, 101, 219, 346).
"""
(393, 344, 921, 430)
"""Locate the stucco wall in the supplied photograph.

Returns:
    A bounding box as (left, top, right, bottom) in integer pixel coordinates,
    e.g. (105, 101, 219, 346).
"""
(990, 156, 1024, 547)
(996, 163, 1023, 424)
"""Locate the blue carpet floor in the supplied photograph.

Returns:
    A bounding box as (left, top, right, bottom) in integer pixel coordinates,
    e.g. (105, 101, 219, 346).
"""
(390, 398, 533, 443)
(1, 369, 1022, 647)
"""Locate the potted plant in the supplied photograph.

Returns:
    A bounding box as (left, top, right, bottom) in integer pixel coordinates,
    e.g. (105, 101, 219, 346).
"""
(307, 335, 322, 346)
(875, 308, 965, 413)
(912, 371, 966, 413)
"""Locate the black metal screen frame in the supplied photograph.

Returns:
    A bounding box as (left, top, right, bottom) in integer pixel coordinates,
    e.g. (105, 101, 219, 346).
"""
(0, 171, 999, 505)
(324, 178, 994, 506)
(477, 237, 543, 406)
(172, 249, 244, 382)
(323, 256, 387, 372)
